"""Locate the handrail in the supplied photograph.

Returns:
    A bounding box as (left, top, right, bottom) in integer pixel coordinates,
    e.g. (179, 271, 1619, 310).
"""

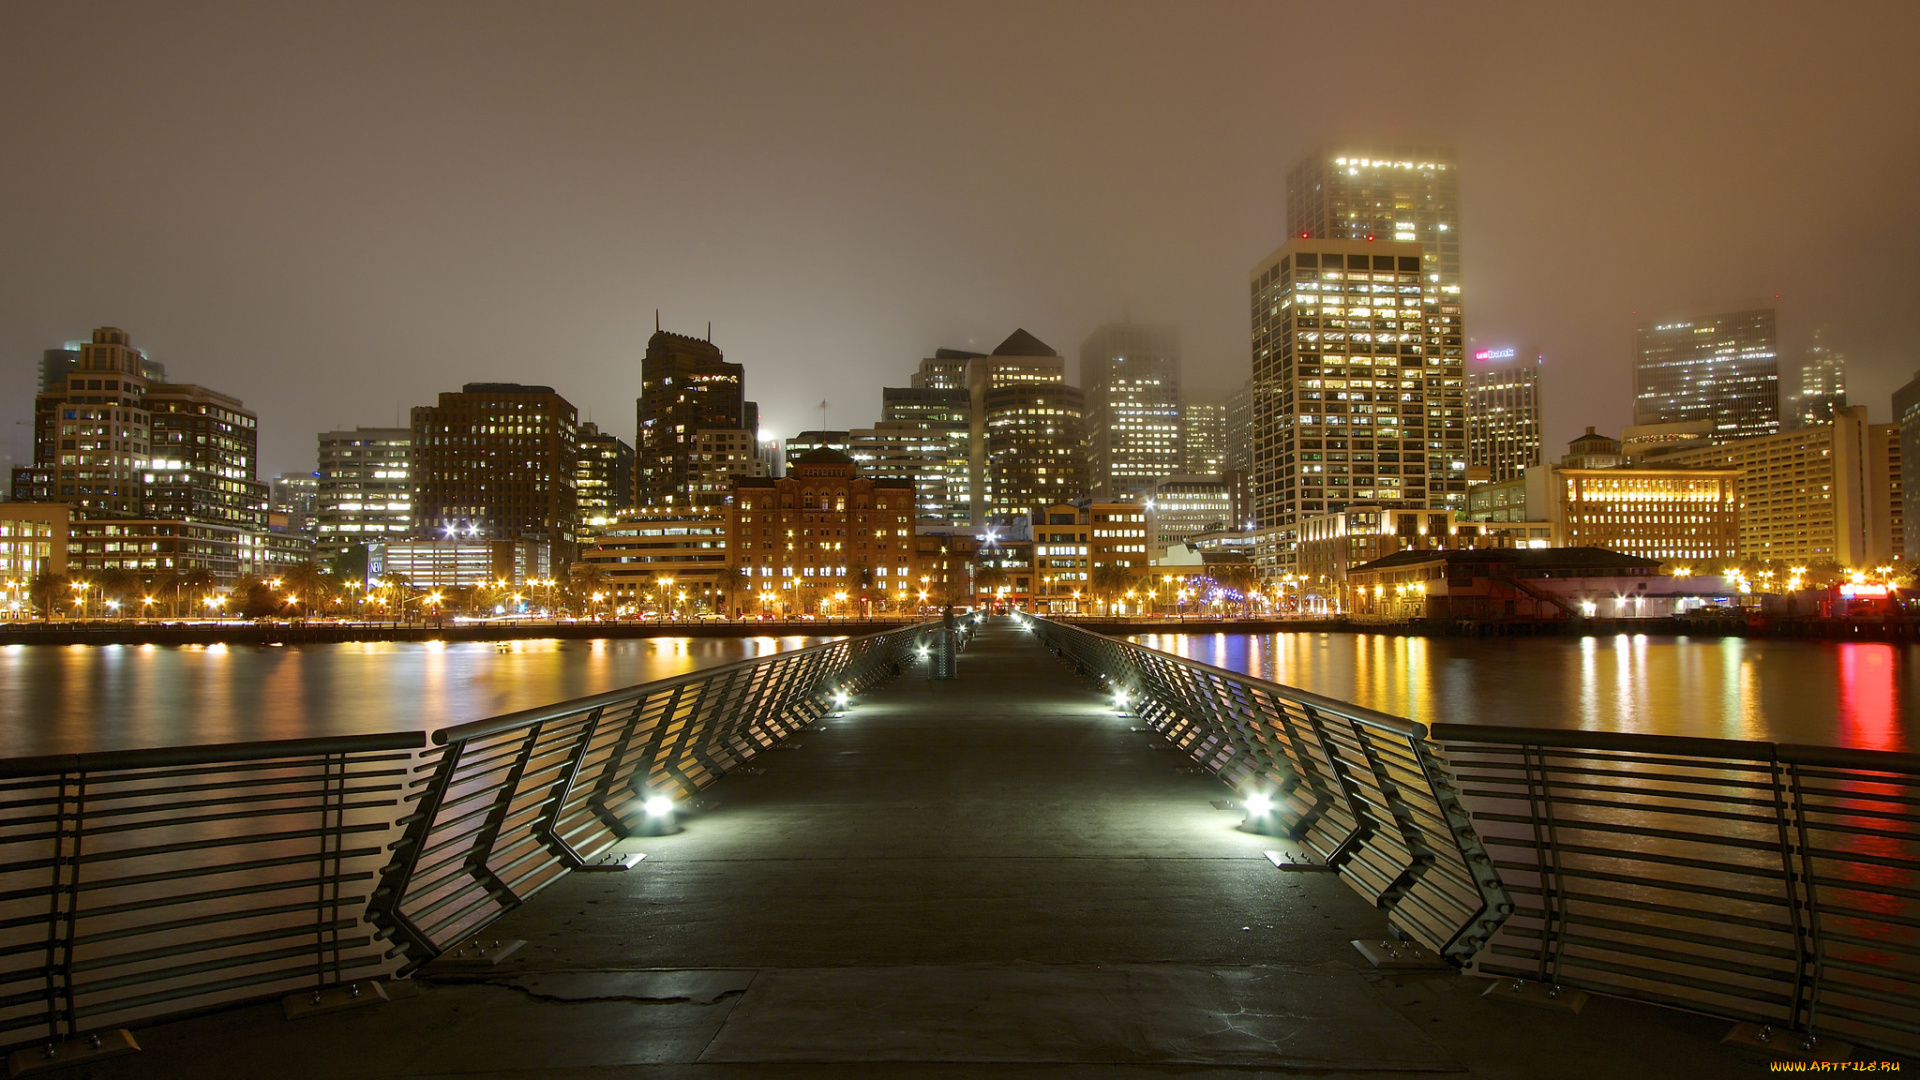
(1023, 615, 1511, 966)
(0, 733, 420, 1053)
(363, 622, 936, 970)
(1432, 722, 1920, 1058)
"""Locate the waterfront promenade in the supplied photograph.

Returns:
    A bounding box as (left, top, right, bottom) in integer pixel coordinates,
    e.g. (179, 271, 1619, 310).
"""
(72, 621, 1762, 1078)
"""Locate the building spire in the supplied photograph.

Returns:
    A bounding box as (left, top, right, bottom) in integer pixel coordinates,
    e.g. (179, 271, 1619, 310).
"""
(655, 309, 660, 332)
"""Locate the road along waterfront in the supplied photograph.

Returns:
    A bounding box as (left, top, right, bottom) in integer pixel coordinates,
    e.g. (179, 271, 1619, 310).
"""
(1129, 630, 1919, 750)
(0, 634, 839, 757)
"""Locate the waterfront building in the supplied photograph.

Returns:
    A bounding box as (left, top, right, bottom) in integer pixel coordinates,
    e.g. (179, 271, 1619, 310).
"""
(410, 383, 579, 564)
(1894, 370, 1920, 563)
(1145, 474, 1246, 557)
(1792, 328, 1847, 430)
(907, 530, 980, 608)
(370, 538, 550, 590)
(1296, 505, 1462, 612)
(1181, 393, 1228, 475)
(1464, 345, 1542, 483)
(0, 504, 67, 594)
(16, 326, 158, 519)
(66, 519, 274, 581)
(636, 328, 751, 509)
(1027, 501, 1148, 610)
(1633, 308, 1781, 441)
(141, 382, 268, 534)
(578, 510, 730, 611)
(1080, 322, 1182, 500)
(1344, 547, 1723, 622)
(575, 422, 634, 540)
(1623, 421, 1715, 462)
(37, 344, 164, 394)
(1248, 237, 1466, 578)
(1550, 467, 1740, 565)
(1664, 405, 1902, 567)
(315, 428, 412, 559)
(727, 448, 919, 616)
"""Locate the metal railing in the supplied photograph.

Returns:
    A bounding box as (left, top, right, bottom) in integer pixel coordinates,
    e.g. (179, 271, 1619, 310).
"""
(0, 623, 932, 1053)
(0, 734, 422, 1052)
(364, 623, 932, 969)
(1024, 616, 1512, 965)
(1434, 725, 1920, 1058)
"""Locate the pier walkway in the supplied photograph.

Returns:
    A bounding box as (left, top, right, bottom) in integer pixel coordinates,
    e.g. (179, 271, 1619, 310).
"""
(83, 620, 1758, 1078)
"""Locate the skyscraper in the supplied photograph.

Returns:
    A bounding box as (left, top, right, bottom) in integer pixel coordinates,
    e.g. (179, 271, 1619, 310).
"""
(1224, 379, 1253, 476)
(1249, 238, 1460, 576)
(1287, 141, 1462, 301)
(411, 383, 579, 562)
(1464, 345, 1543, 483)
(1080, 322, 1182, 500)
(1793, 327, 1847, 430)
(315, 427, 412, 558)
(1633, 308, 1780, 441)
(1181, 393, 1228, 475)
(636, 328, 748, 508)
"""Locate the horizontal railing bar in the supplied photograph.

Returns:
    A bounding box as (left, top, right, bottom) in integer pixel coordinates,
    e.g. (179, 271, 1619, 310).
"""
(0, 733, 424, 779)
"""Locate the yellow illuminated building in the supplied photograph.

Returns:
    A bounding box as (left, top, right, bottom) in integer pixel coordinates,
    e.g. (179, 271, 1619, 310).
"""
(1551, 468, 1739, 563)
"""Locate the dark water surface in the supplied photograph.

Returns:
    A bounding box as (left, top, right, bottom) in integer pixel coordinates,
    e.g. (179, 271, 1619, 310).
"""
(1129, 631, 1919, 752)
(0, 635, 839, 757)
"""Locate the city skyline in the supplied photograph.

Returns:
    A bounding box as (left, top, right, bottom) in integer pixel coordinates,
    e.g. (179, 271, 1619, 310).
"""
(3, 3, 1916, 480)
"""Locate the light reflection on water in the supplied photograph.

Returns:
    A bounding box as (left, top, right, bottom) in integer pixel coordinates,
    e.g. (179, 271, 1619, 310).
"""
(0, 636, 838, 757)
(1130, 632, 1916, 751)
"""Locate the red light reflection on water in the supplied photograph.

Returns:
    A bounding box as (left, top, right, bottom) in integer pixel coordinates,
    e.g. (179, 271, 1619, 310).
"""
(1838, 644, 1902, 752)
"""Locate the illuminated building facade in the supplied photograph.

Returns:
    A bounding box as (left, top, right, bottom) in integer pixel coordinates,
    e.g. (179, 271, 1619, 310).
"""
(575, 422, 634, 540)
(1182, 394, 1228, 475)
(636, 328, 751, 509)
(1666, 405, 1901, 567)
(410, 383, 579, 563)
(1550, 468, 1740, 564)
(1249, 237, 1465, 577)
(371, 538, 550, 589)
(141, 382, 267, 533)
(690, 428, 763, 513)
(727, 448, 919, 614)
(316, 428, 411, 558)
(1894, 370, 1920, 563)
(1029, 501, 1147, 608)
(1286, 141, 1463, 297)
(0, 503, 67, 587)
(1792, 327, 1847, 430)
(1146, 474, 1245, 557)
(1224, 379, 1253, 475)
(1633, 308, 1780, 441)
(1080, 322, 1182, 500)
(850, 421, 964, 526)
(1297, 505, 1461, 611)
(1464, 346, 1542, 483)
(580, 510, 729, 610)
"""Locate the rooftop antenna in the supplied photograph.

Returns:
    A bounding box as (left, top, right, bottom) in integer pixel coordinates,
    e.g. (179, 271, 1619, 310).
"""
(655, 309, 660, 332)
(819, 399, 829, 430)
(706, 321, 712, 341)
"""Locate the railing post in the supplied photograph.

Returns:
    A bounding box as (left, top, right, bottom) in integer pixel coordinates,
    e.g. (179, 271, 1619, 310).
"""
(467, 722, 546, 903)
(534, 707, 604, 867)
(368, 740, 464, 965)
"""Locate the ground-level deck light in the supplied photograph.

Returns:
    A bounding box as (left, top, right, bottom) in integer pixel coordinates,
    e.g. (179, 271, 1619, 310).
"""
(832, 688, 850, 713)
(1113, 688, 1131, 714)
(1241, 791, 1281, 835)
(636, 794, 679, 835)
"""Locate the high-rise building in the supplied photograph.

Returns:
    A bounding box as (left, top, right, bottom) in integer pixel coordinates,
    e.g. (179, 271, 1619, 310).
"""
(879, 387, 971, 524)
(142, 382, 268, 532)
(1181, 394, 1228, 475)
(1666, 405, 1901, 567)
(850, 421, 963, 526)
(1793, 327, 1847, 430)
(1465, 345, 1543, 483)
(690, 428, 766, 511)
(575, 422, 634, 538)
(1080, 322, 1182, 500)
(1549, 467, 1741, 565)
(903, 332, 1088, 525)
(37, 344, 164, 394)
(1224, 379, 1253, 476)
(1287, 141, 1462, 303)
(315, 428, 412, 558)
(15, 327, 157, 518)
(411, 383, 578, 563)
(1249, 239, 1464, 576)
(1145, 473, 1246, 557)
(636, 328, 748, 509)
(269, 472, 318, 540)
(1894, 371, 1920, 563)
(1633, 308, 1780, 441)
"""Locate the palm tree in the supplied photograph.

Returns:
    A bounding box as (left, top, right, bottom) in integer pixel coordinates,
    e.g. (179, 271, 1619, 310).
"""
(567, 561, 607, 615)
(179, 569, 217, 618)
(716, 567, 747, 617)
(1210, 559, 1260, 616)
(94, 568, 140, 617)
(974, 565, 1008, 609)
(29, 571, 69, 621)
(280, 562, 330, 616)
(1089, 563, 1133, 615)
(144, 570, 179, 619)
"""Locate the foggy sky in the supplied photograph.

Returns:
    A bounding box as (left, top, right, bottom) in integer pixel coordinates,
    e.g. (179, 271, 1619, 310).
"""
(4, 1, 1917, 478)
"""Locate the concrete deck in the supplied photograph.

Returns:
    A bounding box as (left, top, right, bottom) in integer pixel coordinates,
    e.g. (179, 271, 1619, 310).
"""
(83, 619, 1766, 1078)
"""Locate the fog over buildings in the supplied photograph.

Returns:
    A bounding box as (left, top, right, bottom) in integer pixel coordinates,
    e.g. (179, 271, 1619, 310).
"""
(3, 2, 1917, 479)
